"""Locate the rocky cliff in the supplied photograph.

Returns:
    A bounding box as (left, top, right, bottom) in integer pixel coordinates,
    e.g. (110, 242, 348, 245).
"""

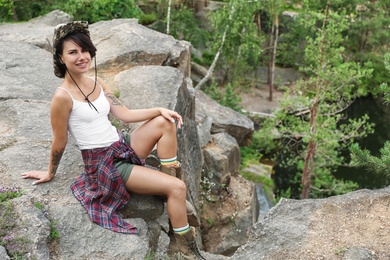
(0, 10, 389, 260)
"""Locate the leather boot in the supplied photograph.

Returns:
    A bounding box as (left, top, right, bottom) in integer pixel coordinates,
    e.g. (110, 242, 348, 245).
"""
(160, 162, 200, 227)
(174, 227, 206, 260)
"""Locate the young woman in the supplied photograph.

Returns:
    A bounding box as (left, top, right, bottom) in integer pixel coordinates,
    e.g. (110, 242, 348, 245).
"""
(21, 21, 204, 259)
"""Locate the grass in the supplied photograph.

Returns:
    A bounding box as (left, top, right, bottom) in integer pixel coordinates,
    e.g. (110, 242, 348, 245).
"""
(33, 200, 60, 241)
(0, 186, 31, 259)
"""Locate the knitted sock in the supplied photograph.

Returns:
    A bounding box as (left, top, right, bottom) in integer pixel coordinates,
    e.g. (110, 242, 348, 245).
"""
(160, 156, 178, 167)
(173, 224, 190, 235)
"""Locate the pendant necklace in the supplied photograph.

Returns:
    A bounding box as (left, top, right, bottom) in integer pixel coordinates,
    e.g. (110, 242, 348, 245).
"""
(65, 59, 99, 113)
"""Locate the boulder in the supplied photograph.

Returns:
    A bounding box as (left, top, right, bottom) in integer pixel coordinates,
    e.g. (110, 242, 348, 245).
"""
(196, 90, 254, 146)
(231, 187, 390, 260)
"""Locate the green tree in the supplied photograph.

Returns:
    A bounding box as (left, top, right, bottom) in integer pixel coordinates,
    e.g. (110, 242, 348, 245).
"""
(206, 0, 264, 87)
(349, 53, 390, 179)
(257, 2, 374, 199)
(265, 0, 283, 101)
(62, 0, 142, 23)
(0, 0, 15, 21)
(290, 0, 390, 93)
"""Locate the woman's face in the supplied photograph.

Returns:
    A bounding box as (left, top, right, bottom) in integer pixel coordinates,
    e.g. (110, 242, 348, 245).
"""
(60, 40, 91, 75)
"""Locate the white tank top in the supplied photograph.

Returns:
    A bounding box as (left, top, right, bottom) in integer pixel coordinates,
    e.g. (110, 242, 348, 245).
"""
(57, 78, 119, 150)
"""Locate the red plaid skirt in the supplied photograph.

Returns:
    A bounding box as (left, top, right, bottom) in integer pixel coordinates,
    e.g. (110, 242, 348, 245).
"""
(70, 131, 144, 234)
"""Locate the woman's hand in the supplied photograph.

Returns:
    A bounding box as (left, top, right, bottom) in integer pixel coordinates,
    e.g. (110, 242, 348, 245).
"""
(160, 108, 183, 129)
(21, 171, 54, 185)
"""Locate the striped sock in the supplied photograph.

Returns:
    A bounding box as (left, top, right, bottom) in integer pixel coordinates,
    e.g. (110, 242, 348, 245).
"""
(160, 156, 178, 167)
(173, 224, 190, 235)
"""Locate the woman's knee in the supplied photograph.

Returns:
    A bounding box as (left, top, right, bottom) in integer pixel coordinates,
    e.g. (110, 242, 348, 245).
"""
(169, 179, 187, 198)
(153, 115, 177, 133)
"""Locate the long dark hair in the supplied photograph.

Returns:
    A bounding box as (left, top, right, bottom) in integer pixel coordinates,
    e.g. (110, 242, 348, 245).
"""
(53, 32, 97, 78)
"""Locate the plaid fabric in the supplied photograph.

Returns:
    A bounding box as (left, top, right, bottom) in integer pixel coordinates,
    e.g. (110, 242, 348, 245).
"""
(70, 131, 144, 234)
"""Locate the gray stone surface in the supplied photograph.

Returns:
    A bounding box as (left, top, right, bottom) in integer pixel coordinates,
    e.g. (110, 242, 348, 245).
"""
(196, 90, 254, 146)
(231, 187, 390, 260)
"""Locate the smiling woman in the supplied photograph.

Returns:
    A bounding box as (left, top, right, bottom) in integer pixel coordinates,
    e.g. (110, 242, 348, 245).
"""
(21, 21, 205, 259)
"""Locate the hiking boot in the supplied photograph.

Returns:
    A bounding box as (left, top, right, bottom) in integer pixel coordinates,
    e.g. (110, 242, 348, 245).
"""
(174, 227, 206, 260)
(160, 162, 200, 227)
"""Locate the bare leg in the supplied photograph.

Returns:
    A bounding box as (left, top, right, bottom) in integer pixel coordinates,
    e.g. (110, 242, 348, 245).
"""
(130, 115, 177, 159)
(124, 165, 188, 228)
(127, 115, 187, 228)
(127, 116, 204, 258)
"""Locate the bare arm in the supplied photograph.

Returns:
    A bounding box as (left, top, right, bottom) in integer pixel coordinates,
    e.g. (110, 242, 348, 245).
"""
(22, 90, 71, 184)
(100, 78, 183, 128)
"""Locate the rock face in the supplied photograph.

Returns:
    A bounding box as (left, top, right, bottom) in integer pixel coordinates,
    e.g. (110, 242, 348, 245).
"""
(231, 187, 390, 260)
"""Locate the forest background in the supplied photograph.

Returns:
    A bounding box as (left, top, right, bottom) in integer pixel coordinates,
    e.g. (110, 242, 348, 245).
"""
(1, 0, 389, 200)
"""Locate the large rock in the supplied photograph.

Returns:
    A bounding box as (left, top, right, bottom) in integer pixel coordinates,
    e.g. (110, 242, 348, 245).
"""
(196, 90, 254, 146)
(203, 132, 241, 190)
(0, 10, 71, 52)
(231, 187, 390, 260)
(91, 19, 191, 76)
(0, 40, 62, 101)
(201, 173, 258, 256)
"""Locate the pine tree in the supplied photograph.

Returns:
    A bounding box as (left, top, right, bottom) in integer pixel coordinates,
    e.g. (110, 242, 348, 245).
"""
(257, 2, 374, 199)
(349, 53, 390, 179)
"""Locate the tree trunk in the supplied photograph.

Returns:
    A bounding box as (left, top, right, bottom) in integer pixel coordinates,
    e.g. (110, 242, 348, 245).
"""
(167, 0, 172, 34)
(194, 0, 206, 13)
(301, 101, 318, 199)
(269, 16, 279, 101)
(268, 19, 275, 101)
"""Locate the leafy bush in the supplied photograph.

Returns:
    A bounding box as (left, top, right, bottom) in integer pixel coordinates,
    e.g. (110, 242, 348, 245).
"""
(204, 82, 242, 112)
(62, 0, 142, 23)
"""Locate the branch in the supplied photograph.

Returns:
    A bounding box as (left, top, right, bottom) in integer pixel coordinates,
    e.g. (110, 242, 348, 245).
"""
(195, 3, 236, 90)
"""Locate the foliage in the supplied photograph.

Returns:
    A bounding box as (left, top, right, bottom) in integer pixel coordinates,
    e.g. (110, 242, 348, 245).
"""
(350, 142, 390, 179)
(62, 0, 142, 23)
(349, 53, 390, 179)
(240, 130, 267, 165)
(379, 53, 390, 104)
(204, 82, 242, 112)
(49, 220, 60, 240)
(256, 3, 374, 199)
(0, 0, 15, 22)
(0, 187, 22, 203)
(288, 0, 390, 92)
(0, 0, 47, 22)
(1, 235, 31, 259)
(276, 13, 307, 68)
(343, 0, 389, 92)
(0, 0, 142, 23)
(33, 198, 60, 241)
(208, 0, 265, 84)
(150, 6, 210, 49)
(138, 13, 158, 25)
(200, 175, 217, 203)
